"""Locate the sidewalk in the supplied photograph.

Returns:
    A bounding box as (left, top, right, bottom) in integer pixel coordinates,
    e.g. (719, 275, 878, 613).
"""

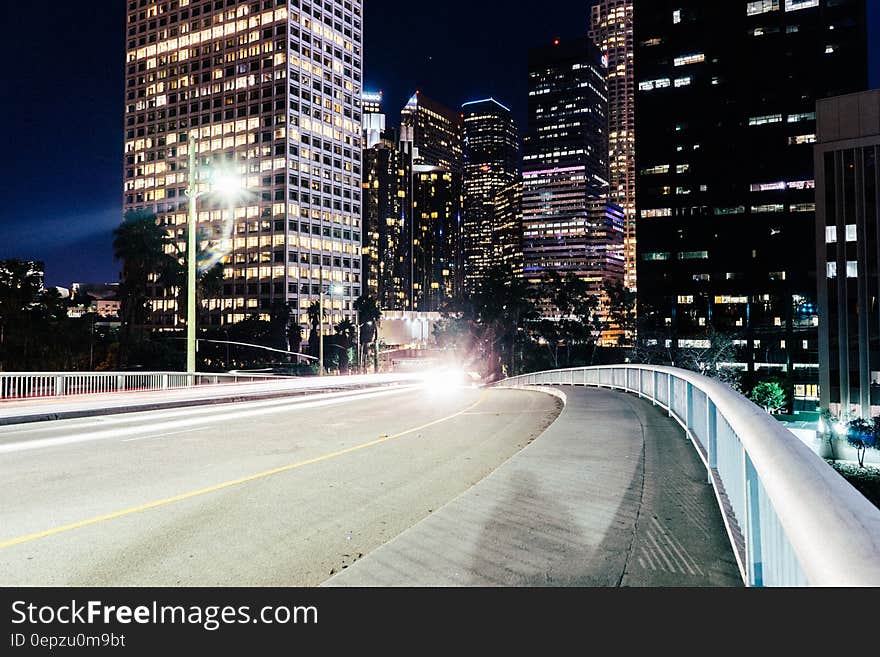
(326, 386, 742, 587)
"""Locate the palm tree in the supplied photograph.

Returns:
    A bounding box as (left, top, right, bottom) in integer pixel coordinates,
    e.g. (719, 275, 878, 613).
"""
(113, 210, 175, 364)
(353, 295, 382, 372)
(269, 300, 295, 352)
(472, 264, 536, 378)
(535, 271, 608, 366)
(306, 300, 326, 358)
(334, 318, 356, 346)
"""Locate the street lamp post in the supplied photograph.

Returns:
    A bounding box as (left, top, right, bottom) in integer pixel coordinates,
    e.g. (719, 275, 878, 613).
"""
(185, 134, 199, 376)
(318, 266, 325, 376)
(184, 133, 242, 376)
(355, 309, 361, 373)
(330, 283, 345, 372)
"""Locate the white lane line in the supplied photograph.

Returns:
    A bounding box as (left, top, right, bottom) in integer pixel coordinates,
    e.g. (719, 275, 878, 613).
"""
(122, 428, 206, 443)
(0, 385, 417, 439)
(0, 385, 418, 436)
(0, 386, 416, 455)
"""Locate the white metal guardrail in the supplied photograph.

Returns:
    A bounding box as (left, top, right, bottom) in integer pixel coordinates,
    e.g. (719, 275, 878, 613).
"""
(0, 372, 282, 401)
(500, 365, 880, 587)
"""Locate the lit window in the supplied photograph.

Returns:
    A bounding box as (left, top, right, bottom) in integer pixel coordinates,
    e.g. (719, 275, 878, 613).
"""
(749, 113, 783, 126)
(747, 0, 780, 16)
(674, 53, 705, 66)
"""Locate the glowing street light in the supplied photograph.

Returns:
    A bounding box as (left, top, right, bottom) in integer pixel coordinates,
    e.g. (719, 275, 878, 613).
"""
(319, 280, 346, 376)
(184, 133, 244, 375)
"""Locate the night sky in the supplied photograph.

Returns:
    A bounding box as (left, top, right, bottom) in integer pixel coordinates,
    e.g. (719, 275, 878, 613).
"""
(0, 1, 878, 286)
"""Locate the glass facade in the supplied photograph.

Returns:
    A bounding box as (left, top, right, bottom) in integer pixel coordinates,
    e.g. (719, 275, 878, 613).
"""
(411, 166, 462, 311)
(400, 92, 463, 173)
(361, 123, 410, 311)
(461, 98, 520, 292)
(123, 0, 364, 335)
(590, 0, 637, 292)
(816, 91, 880, 418)
(523, 37, 624, 330)
(635, 0, 867, 406)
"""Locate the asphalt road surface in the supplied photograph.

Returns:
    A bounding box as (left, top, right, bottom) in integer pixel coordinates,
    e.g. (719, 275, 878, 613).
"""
(0, 386, 560, 586)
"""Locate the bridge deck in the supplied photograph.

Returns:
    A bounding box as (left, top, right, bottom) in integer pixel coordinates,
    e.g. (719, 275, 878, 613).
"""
(327, 386, 743, 587)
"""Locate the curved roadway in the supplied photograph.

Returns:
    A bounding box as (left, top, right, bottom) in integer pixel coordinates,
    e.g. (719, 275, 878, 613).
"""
(0, 386, 559, 585)
(328, 386, 743, 587)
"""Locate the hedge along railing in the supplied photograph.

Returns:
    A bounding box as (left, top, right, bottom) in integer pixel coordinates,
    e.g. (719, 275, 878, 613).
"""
(499, 365, 880, 587)
(0, 372, 283, 401)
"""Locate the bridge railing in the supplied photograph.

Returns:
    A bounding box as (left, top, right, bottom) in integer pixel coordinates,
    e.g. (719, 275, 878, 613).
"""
(499, 365, 880, 587)
(0, 372, 282, 401)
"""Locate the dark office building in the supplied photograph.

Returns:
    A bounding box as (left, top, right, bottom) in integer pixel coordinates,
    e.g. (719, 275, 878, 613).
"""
(523, 38, 624, 325)
(461, 98, 521, 292)
(635, 0, 867, 407)
(362, 126, 412, 311)
(493, 179, 525, 278)
(400, 92, 463, 172)
(411, 165, 462, 311)
(816, 90, 880, 419)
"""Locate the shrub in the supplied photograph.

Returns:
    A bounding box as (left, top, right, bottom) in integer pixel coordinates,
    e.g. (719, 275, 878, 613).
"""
(749, 381, 787, 414)
(847, 417, 878, 468)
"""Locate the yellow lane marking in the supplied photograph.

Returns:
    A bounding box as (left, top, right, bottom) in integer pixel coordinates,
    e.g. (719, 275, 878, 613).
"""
(0, 390, 489, 550)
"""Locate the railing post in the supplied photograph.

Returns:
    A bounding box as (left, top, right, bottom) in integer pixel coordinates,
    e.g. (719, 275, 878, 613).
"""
(744, 454, 763, 587)
(54, 375, 64, 398)
(707, 398, 717, 485)
(116, 374, 124, 393)
(161, 374, 168, 390)
(667, 374, 673, 417)
(651, 371, 657, 406)
(686, 382, 694, 436)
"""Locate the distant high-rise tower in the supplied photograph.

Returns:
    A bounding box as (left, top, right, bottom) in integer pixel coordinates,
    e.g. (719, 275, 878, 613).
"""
(461, 98, 521, 292)
(411, 165, 462, 311)
(590, 0, 636, 292)
(635, 0, 867, 408)
(492, 179, 524, 278)
(123, 0, 364, 336)
(362, 91, 383, 115)
(362, 91, 385, 148)
(400, 92, 463, 172)
(523, 38, 623, 321)
(362, 124, 411, 311)
(815, 90, 880, 419)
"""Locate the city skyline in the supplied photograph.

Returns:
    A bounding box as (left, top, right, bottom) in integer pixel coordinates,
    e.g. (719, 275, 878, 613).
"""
(3, 1, 877, 287)
(1, 0, 880, 600)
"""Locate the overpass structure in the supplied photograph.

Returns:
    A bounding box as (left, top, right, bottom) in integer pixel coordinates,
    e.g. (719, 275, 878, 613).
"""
(0, 366, 878, 587)
(499, 366, 880, 587)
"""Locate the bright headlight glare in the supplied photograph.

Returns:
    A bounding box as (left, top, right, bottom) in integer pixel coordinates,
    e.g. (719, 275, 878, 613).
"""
(421, 368, 465, 393)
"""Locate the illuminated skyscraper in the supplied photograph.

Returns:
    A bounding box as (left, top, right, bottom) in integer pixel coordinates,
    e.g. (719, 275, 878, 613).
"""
(362, 91, 385, 148)
(412, 165, 462, 311)
(362, 116, 411, 311)
(400, 92, 463, 172)
(492, 179, 524, 278)
(523, 38, 623, 322)
(815, 90, 880, 418)
(123, 0, 364, 337)
(362, 90, 383, 115)
(635, 0, 867, 408)
(461, 98, 520, 293)
(590, 0, 636, 292)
